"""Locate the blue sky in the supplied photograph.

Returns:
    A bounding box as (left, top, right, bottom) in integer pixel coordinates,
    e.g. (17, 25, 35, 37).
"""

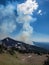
(0, 0, 49, 44)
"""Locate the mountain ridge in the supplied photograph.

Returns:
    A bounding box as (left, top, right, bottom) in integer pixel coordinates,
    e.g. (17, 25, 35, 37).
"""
(0, 37, 48, 54)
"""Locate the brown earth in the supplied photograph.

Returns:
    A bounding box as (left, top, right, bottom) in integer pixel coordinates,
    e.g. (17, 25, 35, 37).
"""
(0, 52, 48, 65)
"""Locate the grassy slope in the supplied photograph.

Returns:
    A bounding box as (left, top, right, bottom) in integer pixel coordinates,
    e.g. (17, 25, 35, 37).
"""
(0, 52, 47, 65)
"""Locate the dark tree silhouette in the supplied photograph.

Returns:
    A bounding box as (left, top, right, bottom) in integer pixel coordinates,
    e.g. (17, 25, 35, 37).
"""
(7, 45, 15, 55)
(43, 56, 49, 65)
(0, 42, 3, 53)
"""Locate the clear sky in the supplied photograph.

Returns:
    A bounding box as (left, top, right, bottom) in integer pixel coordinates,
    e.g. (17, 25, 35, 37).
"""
(0, 0, 49, 44)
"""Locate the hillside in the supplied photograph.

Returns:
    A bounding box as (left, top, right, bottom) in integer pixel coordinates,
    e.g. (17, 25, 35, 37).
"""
(0, 37, 48, 54)
(0, 37, 49, 65)
(0, 52, 48, 65)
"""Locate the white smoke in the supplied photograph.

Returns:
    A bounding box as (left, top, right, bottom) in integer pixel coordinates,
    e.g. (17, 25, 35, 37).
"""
(15, 0, 38, 44)
(0, 3, 17, 37)
(17, 0, 38, 15)
(0, 0, 38, 45)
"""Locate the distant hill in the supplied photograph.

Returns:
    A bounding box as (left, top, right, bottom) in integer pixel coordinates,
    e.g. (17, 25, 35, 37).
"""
(33, 41, 49, 51)
(0, 37, 48, 54)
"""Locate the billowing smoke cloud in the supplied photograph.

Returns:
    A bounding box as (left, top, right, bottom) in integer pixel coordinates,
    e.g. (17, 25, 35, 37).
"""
(0, 0, 38, 45)
(0, 3, 17, 39)
(16, 0, 38, 44)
